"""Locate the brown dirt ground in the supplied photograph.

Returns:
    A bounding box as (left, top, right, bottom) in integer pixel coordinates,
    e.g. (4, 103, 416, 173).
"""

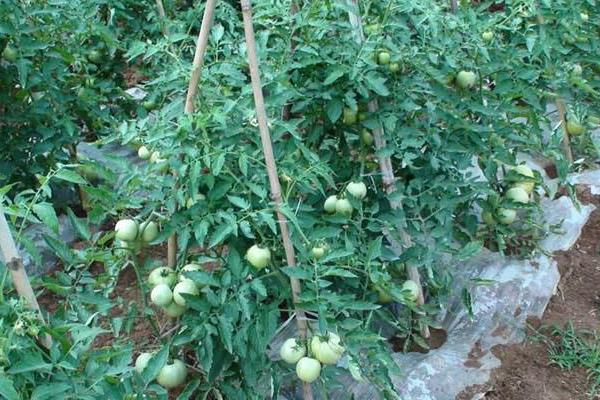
(459, 187, 600, 400)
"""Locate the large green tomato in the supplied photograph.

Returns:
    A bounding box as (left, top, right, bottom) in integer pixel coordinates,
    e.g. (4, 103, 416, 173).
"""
(296, 357, 321, 383)
(172, 280, 199, 306)
(115, 219, 139, 242)
(135, 352, 153, 374)
(323, 195, 338, 213)
(481, 31, 494, 42)
(2, 45, 17, 62)
(163, 302, 186, 318)
(377, 51, 391, 65)
(311, 245, 326, 260)
(346, 181, 367, 199)
(148, 267, 177, 288)
(280, 338, 306, 364)
(140, 221, 159, 243)
(456, 70, 477, 89)
(157, 360, 187, 389)
(566, 120, 585, 136)
(151, 284, 173, 307)
(481, 210, 495, 226)
(498, 208, 516, 225)
(401, 280, 420, 302)
(342, 108, 357, 125)
(505, 187, 529, 204)
(246, 245, 271, 270)
(375, 285, 393, 304)
(513, 165, 535, 194)
(88, 49, 102, 64)
(335, 198, 353, 216)
(138, 146, 151, 160)
(310, 332, 345, 365)
(361, 129, 374, 146)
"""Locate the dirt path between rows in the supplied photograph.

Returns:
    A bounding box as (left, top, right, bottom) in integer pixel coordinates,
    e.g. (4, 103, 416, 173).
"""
(460, 189, 600, 400)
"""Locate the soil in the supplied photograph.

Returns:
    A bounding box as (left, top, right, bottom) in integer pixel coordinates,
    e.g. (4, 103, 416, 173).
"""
(459, 188, 600, 400)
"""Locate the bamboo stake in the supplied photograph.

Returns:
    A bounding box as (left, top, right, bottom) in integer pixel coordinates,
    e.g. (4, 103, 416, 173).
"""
(167, 0, 219, 268)
(347, 0, 429, 338)
(155, 0, 170, 36)
(555, 98, 574, 163)
(185, 0, 218, 114)
(0, 209, 51, 348)
(239, 1, 312, 398)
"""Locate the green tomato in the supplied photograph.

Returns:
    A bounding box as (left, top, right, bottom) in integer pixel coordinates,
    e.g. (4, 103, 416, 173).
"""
(364, 23, 381, 35)
(481, 210, 495, 226)
(280, 338, 306, 364)
(498, 208, 517, 225)
(513, 165, 535, 194)
(481, 31, 494, 43)
(179, 263, 202, 282)
(138, 146, 151, 160)
(311, 246, 326, 260)
(375, 285, 393, 304)
(456, 70, 477, 89)
(135, 352, 153, 374)
(115, 219, 139, 242)
(172, 280, 199, 306)
(346, 181, 367, 199)
(377, 51, 391, 65)
(150, 151, 161, 163)
(323, 195, 338, 213)
(140, 221, 159, 243)
(389, 62, 401, 73)
(335, 198, 353, 216)
(2, 45, 17, 62)
(163, 302, 186, 318)
(401, 280, 420, 302)
(156, 359, 187, 389)
(505, 187, 529, 204)
(296, 357, 321, 383)
(310, 332, 345, 365)
(566, 120, 585, 136)
(580, 12, 589, 22)
(571, 64, 583, 77)
(88, 49, 102, 64)
(246, 245, 271, 270)
(143, 100, 157, 111)
(361, 129, 374, 146)
(148, 267, 177, 288)
(342, 108, 357, 125)
(151, 284, 173, 307)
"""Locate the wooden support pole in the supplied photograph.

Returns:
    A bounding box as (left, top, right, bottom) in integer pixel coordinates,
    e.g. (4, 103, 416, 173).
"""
(555, 98, 574, 163)
(239, 1, 313, 399)
(155, 0, 170, 36)
(0, 208, 51, 348)
(167, 0, 219, 269)
(450, 0, 458, 12)
(347, 0, 429, 338)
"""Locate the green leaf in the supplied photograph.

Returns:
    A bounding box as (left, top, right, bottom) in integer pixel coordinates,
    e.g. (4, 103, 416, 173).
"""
(177, 379, 201, 400)
(142, 345, 169, 385)
(0, 376, 18, 400)
(324, 68, 345, 85)
(281, 266, 312, 280)
(227, 195, 250, 210)
(218, 316, 234, 353)
(31, 383, 70, 400)
(364, 73, 390, 96)
(42, 234, 76, 265)
(54, 168, 87, 185)
(66, 207, 90, 240)
(194, 220, 209, 247)
(7, 351, 52, 374)
(249, 278, 267, 297)
(326, 98, 343, 123)
(456, 241, 483, 260)
(32, 202, 59, 234)
(208, 224, 234, 248)
(323, 268, 357, 278)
